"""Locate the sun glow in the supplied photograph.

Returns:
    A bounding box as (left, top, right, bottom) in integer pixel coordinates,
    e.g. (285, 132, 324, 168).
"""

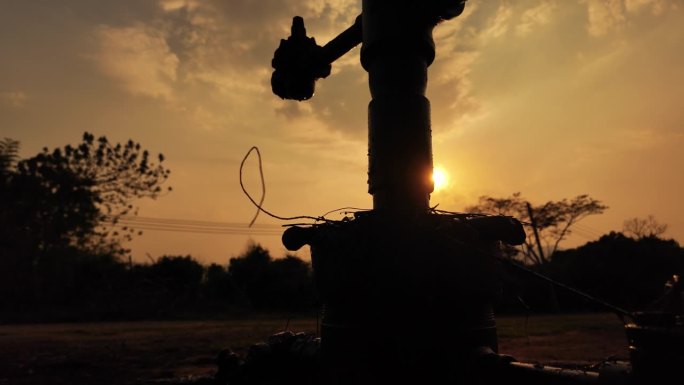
(432, 167, 449, 192)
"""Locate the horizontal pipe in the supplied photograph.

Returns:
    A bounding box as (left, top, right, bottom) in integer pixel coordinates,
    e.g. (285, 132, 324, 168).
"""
(500, 362, 600, 385)
(470, 348, 632, 385)
(321, 15, 362, 65)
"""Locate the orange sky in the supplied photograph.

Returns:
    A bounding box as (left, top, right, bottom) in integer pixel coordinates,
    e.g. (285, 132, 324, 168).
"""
(1, 0, 683, 264)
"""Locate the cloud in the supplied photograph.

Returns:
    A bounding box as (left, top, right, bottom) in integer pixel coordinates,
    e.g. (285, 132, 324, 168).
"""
(517, 0, 558, 37)
(429, 50, 481, 130)
(92, 24, 179, 99)
(480, 3, 514, 41)
(80, 0, 492, 138)
(159, 0, 200, 12)
(570, 128, 681, 171)
(275, 102, 311, 120)
(0, 91, 28, 108)
(579, 0, 678, 36)
(154, 0, 364, 133)
(625, 0, 678, 15)
(580, 0, 627, 37)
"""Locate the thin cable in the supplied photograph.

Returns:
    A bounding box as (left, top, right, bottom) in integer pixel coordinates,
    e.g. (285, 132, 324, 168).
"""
(112, 221, 278, 231)
(571, 228, 598, 240)
(240, 146, 320, 224)
(574, 223, 604, 237)
(244, 146, 266, 226)
(104, 217, 282, 231)
(113, 219, 281, 232)
(319, 206, 370, 219)
(102, 222, 282, 236)
(432, 208, 533, 226)
(107, 215, 282, 229)
(432, 208, 486, 217)
(500, 258, 633, 318)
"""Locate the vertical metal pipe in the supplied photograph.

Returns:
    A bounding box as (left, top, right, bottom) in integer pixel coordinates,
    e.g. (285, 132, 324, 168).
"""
(362, 0, 436, 213)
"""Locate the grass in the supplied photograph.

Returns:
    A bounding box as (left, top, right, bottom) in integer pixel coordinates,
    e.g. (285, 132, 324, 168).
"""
(496, 312, 625, 338)
(0, 313, 629, 385)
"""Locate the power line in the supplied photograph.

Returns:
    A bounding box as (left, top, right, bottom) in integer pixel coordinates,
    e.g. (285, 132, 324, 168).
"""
(115, 221, 282, 234)
(573, 223, 604, 237)
(100, 214, 285, 236)
(570, 228, 598, 240)
(104, 222, 283, 236)
(100, 215, 607, 239)
(108, 215, 283, 229)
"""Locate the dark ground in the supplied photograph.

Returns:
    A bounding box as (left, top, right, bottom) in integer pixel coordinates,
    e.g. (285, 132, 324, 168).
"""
(0, 313, 629, 385)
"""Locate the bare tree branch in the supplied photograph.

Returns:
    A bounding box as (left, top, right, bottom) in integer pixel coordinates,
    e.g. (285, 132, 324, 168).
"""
(623, 215, 668, 239)
(466, 192, 607, 264)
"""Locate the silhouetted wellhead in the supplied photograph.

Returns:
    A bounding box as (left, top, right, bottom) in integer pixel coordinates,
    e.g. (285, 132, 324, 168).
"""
(283, 211, 524, 383)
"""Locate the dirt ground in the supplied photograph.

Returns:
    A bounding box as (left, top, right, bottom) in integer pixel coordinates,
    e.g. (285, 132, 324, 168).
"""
(0, 313, 629, 385)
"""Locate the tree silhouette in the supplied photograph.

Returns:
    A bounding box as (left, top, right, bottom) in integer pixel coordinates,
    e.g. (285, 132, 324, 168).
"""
(266, 255, 315, 310)
(228, 243, 314, 310)
(204, 263, 239, 303)
(547, 232, 684, 310)
(466, 192, 607, 264)
(229, 243, 272, 308)
(0, 138, 20, 176)
(623, 215, 668, 239)
(149, 255, 205, 304)
(2, 132, 171, 255)
(0, 133, 171, 309)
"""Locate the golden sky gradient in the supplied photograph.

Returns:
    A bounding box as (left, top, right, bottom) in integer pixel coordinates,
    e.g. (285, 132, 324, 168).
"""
(1, 0, 683, 264)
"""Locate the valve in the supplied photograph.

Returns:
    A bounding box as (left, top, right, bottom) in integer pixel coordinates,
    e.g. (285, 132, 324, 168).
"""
(282, 226, 315, 251)
(431, 0, 467, 21)
(271, 17, 332, 101)
(467, 216, 526, 245)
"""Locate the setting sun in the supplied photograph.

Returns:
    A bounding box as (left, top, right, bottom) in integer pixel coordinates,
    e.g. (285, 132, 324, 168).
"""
(432, 167, 449, 192)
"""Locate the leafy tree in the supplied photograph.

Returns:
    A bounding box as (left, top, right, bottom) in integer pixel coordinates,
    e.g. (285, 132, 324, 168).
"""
(0, 138, 20, 176)
(466, 192, 607, 264)
(9, 157, 100, 252)
(266, 255, 315, 310)
(204, 263, 238, 302)
(0, 133, 171, 308)
(149, 255, 205, 300)
(229, 242, 272, 308)
(623, 215, 668, 239)
(1, 132, 171, 256)
(228, 243, 314, 310)
(546, 232, 684, 310)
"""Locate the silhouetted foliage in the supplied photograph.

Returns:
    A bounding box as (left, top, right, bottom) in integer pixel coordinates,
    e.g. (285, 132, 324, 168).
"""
(466, 192, 607, 264)
(0, 137, 20, 176)
(229, 243, 315, 311)
(265, 255, 316, 310)
(0, 240, 316, 322)
(229, 243, 272, 308)
(623, 215, 668, 240)
(0, 134, 171, 317)
(149, 255, 205, 300)
(531, 232, 684, 311)
(205, 264, 231, 297)
(0, 162, 101, 308)
(0, 231, 681, 321)
(1, 133, 170, 255)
